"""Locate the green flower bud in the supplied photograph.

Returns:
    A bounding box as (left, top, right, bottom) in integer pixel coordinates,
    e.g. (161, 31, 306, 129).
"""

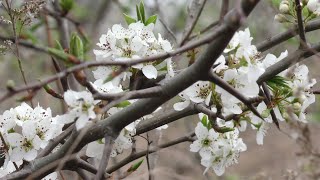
(274, 14, 289, 23)
(262, 109, 270, 118)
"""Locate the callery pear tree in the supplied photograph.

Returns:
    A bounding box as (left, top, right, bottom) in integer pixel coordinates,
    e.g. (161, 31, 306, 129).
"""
(0, 0, 319, 179)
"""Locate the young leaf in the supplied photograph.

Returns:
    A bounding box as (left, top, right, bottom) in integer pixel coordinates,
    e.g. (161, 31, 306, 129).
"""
(145, 15, 157, 25)
(115, 100, 131, 108)
(139, 1, 146, 23)
(70, 33, 84, 60)
(127, 159, 144, 173)
(55, 40, 64, 50)
(59, 0, 74, 13)
(123, 13, 137, 25)
(47, 48, 69, 62)
(201, 115, 209, 128)
(136, 5, 142, 21)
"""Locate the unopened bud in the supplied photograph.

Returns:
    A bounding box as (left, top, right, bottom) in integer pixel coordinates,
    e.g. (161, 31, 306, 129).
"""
(280, 3, 290, 14)
(298, 94, 306, 103)
(262, 109, 270, 118)
(293, 102, 302, 113)
(283, 112, 290, 120)
(274, 14, 288, 23)
(6, 80, 15, 91)
(282, 0, 290, 5)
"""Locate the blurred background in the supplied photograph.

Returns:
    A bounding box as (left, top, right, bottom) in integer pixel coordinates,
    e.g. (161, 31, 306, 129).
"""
(1, 0, 320, 179)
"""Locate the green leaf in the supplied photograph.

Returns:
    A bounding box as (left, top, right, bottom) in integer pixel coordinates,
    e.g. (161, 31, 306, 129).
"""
(136, 5, 142, 21)
(70, 33, 84, 60)
(201, 115, 209, 129)
(30, 20, 44, 32)
(23, 31, 38, 44)
(139, 1, 146, 23)
(123, 13, 137, 25)
(115, 100, 131, 108)
(217, 127, 235, 133)
(55, 40, 64, 50)
(59, 0, 74, 13)
(145, 15, 157, 25)
(266, 75, 290, 90)
(47, 48, 69, 62)
(270, 0, 281, 8)
(127, 159, 144, 173)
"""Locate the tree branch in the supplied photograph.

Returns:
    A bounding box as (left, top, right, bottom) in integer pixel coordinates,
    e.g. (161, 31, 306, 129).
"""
(179, 0, 207, 46)
(3, 1, 260, 178)
(256, 19, 320, 52)
(257, 43, 320, 84)
(106, 132, 195, 174)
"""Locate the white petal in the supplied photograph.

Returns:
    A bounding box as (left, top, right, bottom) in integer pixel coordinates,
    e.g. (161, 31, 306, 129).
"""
(173, 101, 190, 111)
(195, 122, 208, 140)
(22, 121, 37, 139)
(76, 115, 89, 130)
(142, 65, 158, 79)
(190, 140, 202, 152)
(86, 141, 104, 159)
(23, 149, 37, 161)
(7, 133, 23, 147)
(10, 147, 24, 162)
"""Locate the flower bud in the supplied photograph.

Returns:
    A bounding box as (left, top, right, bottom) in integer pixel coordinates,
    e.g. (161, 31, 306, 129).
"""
(262, 109, 270, 118)
(293, 102, 302, 113)
(282, 0, 290, 5)
(298, 94, 306, 103)
(274, 14, 288, 23)
(283, 112, 290, 120)
(280, 3, 290, 14)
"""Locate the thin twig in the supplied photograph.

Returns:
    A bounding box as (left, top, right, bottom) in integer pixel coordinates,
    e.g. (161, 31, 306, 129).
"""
(295, 0, 307, 48)
(179, 0, 207, 46)
(106, 133, 195, 174)
(207, 69, 263, 119)
(94, 135, 114, 180)
(219, 0, 229, 22)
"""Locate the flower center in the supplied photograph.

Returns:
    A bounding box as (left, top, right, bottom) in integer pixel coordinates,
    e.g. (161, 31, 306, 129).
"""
(202, 138, 211, 146)
(199, 87, 211, 99)
(22, 138, 33, 152)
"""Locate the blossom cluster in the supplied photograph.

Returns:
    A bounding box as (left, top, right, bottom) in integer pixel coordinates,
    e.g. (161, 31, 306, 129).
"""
(191, 122, 247, 176)
(0, 103, 63, 178)
(82, 21, 173, 158)
(174, 28, 316, 176)
(275, 0, 320, 23)
(93, 21, 174, 83)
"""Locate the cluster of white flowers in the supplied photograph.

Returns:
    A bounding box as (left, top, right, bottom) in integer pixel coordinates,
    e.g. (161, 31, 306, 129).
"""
(93, 21, 174, 83)
(191, 122, 247, 176)
(83, 21, 173, 159)
(275, 0, 320, 23)
(307, 0, 320, 16)
(0, 103, 63, 177)
(86, 105, 168, 158)
(56, 90, 98, 130)
(174, 28, 316, 176)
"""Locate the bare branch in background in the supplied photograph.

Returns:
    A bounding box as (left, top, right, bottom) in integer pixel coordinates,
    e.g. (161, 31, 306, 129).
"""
(179, 0, 207, 46)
